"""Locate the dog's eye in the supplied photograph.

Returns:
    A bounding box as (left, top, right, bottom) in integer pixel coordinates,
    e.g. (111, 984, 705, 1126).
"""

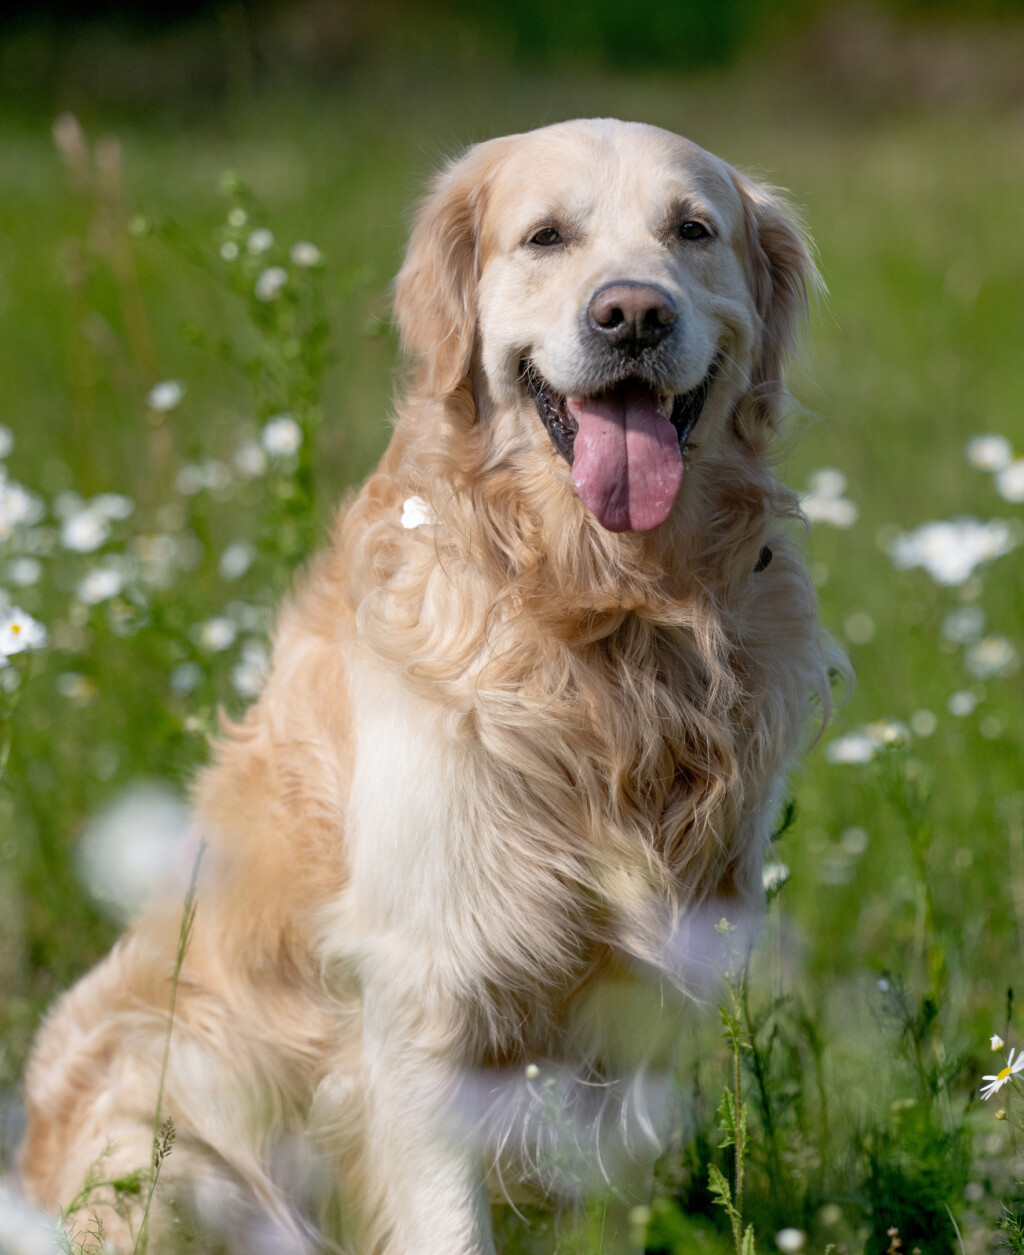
(678, 220, 711, 242)
(529, 227, 562, 247)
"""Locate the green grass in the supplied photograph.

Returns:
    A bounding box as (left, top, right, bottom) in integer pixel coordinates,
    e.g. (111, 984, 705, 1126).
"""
(1, 33, 1023, 1254)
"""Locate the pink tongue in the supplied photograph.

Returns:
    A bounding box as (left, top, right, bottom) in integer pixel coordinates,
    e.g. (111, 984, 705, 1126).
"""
(567, 383, 684, 532)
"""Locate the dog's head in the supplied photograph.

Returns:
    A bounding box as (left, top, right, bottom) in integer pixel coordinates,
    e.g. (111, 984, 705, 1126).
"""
(393, 119, 817, 538)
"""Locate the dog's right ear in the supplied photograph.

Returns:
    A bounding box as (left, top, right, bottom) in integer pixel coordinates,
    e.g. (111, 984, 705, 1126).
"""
(393, 142, 502, 399)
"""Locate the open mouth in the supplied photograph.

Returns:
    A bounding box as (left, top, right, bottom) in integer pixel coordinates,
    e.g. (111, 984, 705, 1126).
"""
(522, 359, 718, 533)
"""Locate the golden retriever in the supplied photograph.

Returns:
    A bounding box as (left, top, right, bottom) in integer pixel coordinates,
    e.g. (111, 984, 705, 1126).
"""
(20, 118, 833, 1253)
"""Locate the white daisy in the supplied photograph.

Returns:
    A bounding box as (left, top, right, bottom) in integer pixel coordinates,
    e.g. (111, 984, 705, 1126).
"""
(61, 507, 110, 553)
(801, 468, 859, 529)
(262, 415, 303, 457)
(146, 380, 185, 412)
(290, 241, 321, 267)
(255, 266, 288, 302)
(0, 606, 48, 656)
(888, 517, 1019, 586)
(0, 474, 46, 540)
(219, 540, 254, 581)
(8, 557, 42, 588)
(92, 493, 134, 520)
(981, 1046, 1024, 1100)
(233, 439, 268, 477)
(966, 434, 1012, 472)
(991, 1034, 1005, 1051)
(996, 458, 1024, 504)
(825, 732, 877, 765)
(198, 617, 237, 652)
(762, 861, 790, 893)
(948, 689, 978, 717)
(247, 227, 274, 254)
(965, 636, 1017, 680)
(231, 640, 270, 699)
(77, 566, 124, 605)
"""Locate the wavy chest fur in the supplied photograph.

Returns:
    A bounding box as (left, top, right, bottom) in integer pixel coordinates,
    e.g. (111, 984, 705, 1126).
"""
(334, 513, 805, 1057)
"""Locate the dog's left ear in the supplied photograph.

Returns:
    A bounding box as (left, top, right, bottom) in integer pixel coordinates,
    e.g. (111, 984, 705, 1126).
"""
(733, 172, 821, 426)
(393, 140, 505, 399)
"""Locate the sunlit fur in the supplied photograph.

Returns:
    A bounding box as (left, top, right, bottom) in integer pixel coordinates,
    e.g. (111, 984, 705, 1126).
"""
(21, 119, 838, 1254)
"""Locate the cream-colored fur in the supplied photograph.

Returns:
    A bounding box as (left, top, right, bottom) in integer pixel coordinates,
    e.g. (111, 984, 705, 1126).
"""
(21, 119, 835, 1254)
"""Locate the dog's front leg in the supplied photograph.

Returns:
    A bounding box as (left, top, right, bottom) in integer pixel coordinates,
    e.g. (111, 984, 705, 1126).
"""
(360, 974, 495, 1255)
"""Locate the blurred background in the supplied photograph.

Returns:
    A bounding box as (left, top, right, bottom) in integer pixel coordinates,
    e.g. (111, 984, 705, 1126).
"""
(1, 1, 1023, 1251)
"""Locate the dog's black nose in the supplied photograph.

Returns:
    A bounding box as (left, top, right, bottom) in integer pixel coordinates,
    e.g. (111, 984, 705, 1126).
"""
(588, 282, 677, 352)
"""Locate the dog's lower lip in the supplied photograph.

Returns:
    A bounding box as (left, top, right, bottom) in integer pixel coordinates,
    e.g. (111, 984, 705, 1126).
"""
(523, 361, 718, 466)
(523, 363, 578, 464)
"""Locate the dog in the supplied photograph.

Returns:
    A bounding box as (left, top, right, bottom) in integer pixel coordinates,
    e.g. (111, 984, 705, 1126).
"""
(20, 118, 833, 1253)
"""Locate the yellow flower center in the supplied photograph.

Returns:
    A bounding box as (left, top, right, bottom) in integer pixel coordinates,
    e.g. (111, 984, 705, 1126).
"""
(10, 623, 20, 634)
(997, 1066, 1012, 1081)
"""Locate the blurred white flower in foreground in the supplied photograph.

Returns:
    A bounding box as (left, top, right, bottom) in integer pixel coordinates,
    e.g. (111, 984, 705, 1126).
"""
(220, 240, 239, 261)
(0, 606, 48, 657)
(255, 266, 288, 302)
(77, 782, 192, 921)
(228, 207, 247, 227)
(887, 517, 1019, 586)
(997, 458, 1024, 504)
(0, 1183, 59, 1255)
(801, 468, 858, 529)
(981, 1046, 1024, 1100)
(966, 433, 1012, 472)
(290, 241, 321, 267)
(262, 414, 303, 457)
(77, 565, 124, 605)
(775, 1230, 806, 1254)
(0, 423, 13, 459)
(146, 379, 186, 412)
